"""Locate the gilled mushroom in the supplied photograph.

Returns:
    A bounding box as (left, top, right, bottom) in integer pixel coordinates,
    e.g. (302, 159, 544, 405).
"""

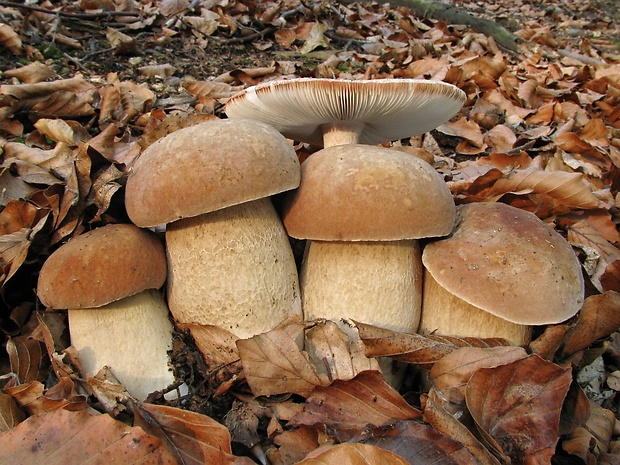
(225, 77, 466, 147)
(420, 202, 585, 346)
(124, 118, 302, 339)
(37, 223, 174, 401)
(283, 144, 456, 338)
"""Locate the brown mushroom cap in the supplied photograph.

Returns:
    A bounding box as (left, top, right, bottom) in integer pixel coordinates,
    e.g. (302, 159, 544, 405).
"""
(125, 118, 301, 228)
(421, 202, 585, 325)
(282, 144, 456, 241)
(225, 78, 466, 146)
(37, 224, 167, 309)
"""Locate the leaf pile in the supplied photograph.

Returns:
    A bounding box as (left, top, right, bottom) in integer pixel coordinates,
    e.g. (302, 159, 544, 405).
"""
(0, 0, 619, 463)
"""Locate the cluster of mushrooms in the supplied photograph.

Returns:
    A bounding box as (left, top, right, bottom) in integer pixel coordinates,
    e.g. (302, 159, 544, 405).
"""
(36, 78, 585, 400)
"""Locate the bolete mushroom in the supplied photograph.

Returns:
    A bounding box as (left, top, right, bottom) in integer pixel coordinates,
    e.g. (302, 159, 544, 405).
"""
(124, 118, 302, 339)
(225, 77, 466, 147)
(283, 144, 456, 337)
(420, 202, 585, 345)
(37, 223, 174, 401)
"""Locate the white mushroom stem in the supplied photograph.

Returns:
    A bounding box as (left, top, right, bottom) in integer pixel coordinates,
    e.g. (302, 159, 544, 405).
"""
(420, 272, 532, 346)
(321, 121, 365, 147)
(301, 240, 422, 386)
(301, 239, 422, 332)
(68, 289, 175, 401)
(165, 197, 302, 339)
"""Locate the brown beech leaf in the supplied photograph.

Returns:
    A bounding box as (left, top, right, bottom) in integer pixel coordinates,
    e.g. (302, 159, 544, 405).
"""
(275, 28, 297, 48)
(422, 394, 502, 465)
(34, 119, 90, 147)
(471, 169, 599, 208)
(0, 409, 177, 464)
(305, 320, 379, 384)
(561, 291, 620, 358)
(567, 219, 620, 292)
(466, 355, 572, 465)
(289, 371, 421, 441)
(32, 90, 96, 118)
(237, 317, 326, 397)
(356, 322, 510, 369)
(436, 117, 485, 149)
(529, 324, 569, 360)
(0, 23, 22, 54)
(0, 76, 94, 101)
(181, 323, 240, 367)
(138, 64, 177, 78)
(106, 27, 139, 55)
(2, 61, 55, 83)
(484, 124, 517, 153)
(272, 424, 334, 464)
(429, 346, 528, 412)
(185, 80, 245, 103)
(298, 443, 408, 465)
(562, 401, 617, 461)
(352, 420, 480, 465)
(0, 391, 25, 432)
(5, 379, 88, 416)
(6, 334, 45, 384)
(135, 403, 252, 465)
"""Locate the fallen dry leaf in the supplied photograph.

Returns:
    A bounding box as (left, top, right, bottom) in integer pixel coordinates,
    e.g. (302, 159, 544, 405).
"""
(0, 391, 25, 433)
(429, 346, 528, 414)
(290, 371, 421, 441)
(297, 442, 409, 465)
(466, 355, 572, 464)
(356, 322, 510, 369)
(0, 408, 177, 464)
(562, 400, 617, 462)
(237, 317, 325, 397)
(422, 394, 502, 465)
(134, 402, 253, 464)
(561, 291, 620, 358)
(352, 419, 480, 465)
(2, 61, 55, 84)
(5, 379, 88, 416)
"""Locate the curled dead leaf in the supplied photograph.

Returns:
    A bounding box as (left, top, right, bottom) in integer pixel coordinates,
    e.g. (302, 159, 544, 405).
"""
(0, 23, 22, 54)
(466, 355, 572, 465)
(289, 371, 421, 441)
(298, 443, 409, 464)
(0, 409, 177, 464)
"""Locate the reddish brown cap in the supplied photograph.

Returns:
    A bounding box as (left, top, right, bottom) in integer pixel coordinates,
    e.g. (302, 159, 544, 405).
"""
(37, 224, 167, 309)
(282, 144, 456, 241)
(225, 78, 466, 146)
(422, 202, 585, 325)
(125, 118, 300, 228)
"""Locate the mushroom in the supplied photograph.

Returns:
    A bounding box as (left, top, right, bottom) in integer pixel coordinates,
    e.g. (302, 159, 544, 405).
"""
(124, 118, 302, 339)
(225, 77, 466, 147)
(37, 223, 174, 401)
(420, 202, 585, 346)
(282, 144, 456, 338)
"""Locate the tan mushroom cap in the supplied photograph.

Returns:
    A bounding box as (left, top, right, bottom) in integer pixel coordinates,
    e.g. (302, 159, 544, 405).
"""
(125, 118, 301, 228)
(225, 78, 466, 146)
(282, 144, 456, 241)
(422, 202, 585, 325)
(37, 223, 167, 309)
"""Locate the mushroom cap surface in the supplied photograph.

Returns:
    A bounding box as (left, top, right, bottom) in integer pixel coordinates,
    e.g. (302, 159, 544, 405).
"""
(225, 78, 466, 146)
(282, 144, 456, 241)
(421, 202, 585, 325)
(37, 223, 167, 309)
(125, 118, 301, 228)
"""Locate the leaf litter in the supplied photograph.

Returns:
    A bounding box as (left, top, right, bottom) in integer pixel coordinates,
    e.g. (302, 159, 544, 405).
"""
(0, 0, 619, 463)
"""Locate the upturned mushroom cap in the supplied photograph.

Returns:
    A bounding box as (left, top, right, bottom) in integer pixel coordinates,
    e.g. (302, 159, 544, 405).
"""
(421, 202, 585, 326)
(225, 78, 466, 146)
(282, 144, 456, 241)
(37, 223, 167, 309)
(125, 118, 301, 228)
